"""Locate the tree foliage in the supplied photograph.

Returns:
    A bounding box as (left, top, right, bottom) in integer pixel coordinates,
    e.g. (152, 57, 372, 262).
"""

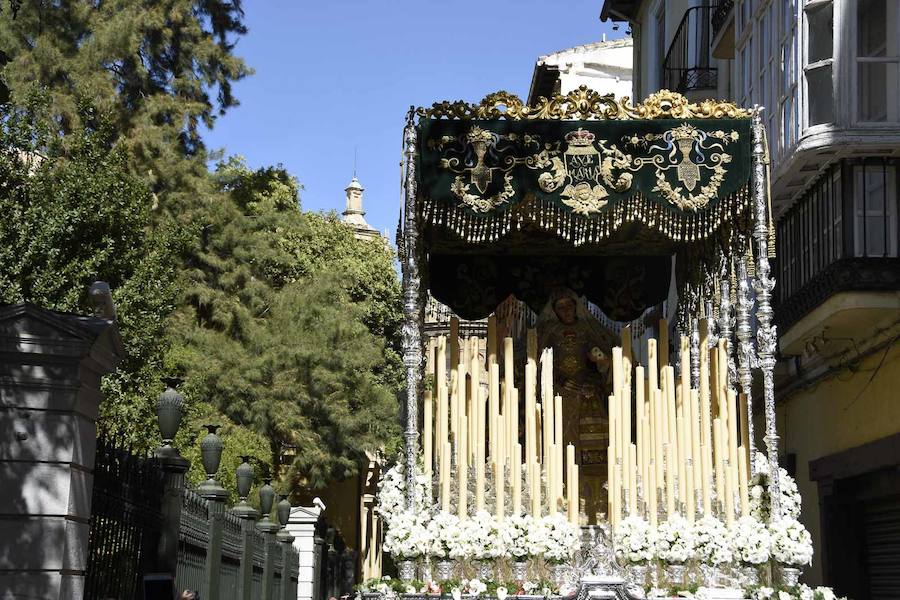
(0, 100, 182, 450)
(0, 0, 251, 208)
(0, 3, 403, 494)
(171, 158, 402, 490)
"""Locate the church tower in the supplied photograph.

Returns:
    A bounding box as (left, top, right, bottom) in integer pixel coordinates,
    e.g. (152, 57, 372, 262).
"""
(341, 176, 380, 241)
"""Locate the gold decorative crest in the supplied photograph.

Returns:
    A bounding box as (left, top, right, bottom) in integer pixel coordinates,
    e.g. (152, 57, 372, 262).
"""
(417, 87, 751, 121)
(626, 124, 740, 211)
(527, 128, 634, 215)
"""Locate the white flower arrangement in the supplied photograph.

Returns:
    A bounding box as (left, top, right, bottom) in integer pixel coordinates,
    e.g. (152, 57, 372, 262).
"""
(752, 584, 847, 600)
(502, 514, 535, 560)
(769, 517, 814, 566)
(530, 513, 581, 564)
(750, 453, 802, 521)
(730, 515, 772, 565)
(376, 456, 431, 527)
(382, 510, 430, 559)
(462, 511, 507, 560)
(692, 516, 733, 566)
(614, 515, 656, 564)
(655, 515, 696, 564)
(426, 511, 461, 559)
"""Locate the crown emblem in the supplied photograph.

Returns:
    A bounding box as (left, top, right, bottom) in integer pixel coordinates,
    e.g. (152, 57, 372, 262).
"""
(565, 128, 595, 147)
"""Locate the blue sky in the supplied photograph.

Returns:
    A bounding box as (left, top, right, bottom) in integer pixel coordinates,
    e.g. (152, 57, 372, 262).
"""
(202, 1, 623, 240)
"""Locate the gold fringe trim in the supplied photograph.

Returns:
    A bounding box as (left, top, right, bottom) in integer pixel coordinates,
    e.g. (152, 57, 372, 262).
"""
(419, 185, 751, 246)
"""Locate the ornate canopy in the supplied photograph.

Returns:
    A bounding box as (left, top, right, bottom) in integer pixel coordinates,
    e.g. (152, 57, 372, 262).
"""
(412, 88, 757, 321)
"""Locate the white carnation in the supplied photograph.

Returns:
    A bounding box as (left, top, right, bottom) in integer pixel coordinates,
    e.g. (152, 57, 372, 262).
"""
(614, 516, 655, 564)
(769, 517, 813, 566)
(655, 515, 695, 564)
(730, 515, 771, 565)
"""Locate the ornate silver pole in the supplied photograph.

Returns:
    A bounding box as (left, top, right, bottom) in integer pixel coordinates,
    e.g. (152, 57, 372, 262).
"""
(717, 262, 734, 387)
(735, 256, 757, 473)
(690, 316, 701, 388)
(750, 111, 780, 520)
(401, 110, 423, 509)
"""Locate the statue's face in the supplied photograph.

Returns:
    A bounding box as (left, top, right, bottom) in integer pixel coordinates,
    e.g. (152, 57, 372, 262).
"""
(553, 297, 577, 325)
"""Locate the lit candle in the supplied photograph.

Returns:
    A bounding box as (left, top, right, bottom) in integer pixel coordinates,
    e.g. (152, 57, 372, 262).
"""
(490, 363, 500, 461)
(459, 422, 468, 520)
(442, 441, 451, 512)
(503, 338, 513, 465)
(739, 392, 751, 467)
(424, 388, 433, 489)
(690, 389, 702, 501)
(494, 460, 505, 520)
(512, 442, 522, 515)
(665, 443, 676, 518)
(737, 445, 750, 517)
(487, 315, 497, 365)
(629, 443, 638, 516)
(713, 418, 726, 518)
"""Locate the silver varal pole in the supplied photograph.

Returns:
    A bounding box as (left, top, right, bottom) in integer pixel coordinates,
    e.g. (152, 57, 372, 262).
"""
(401, 111, 423, 509)
(735, 256, 757, 473)
(750, 111, 780, 520)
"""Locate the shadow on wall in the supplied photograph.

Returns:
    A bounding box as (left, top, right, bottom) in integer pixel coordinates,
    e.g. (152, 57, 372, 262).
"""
(0, 300, 123, 599)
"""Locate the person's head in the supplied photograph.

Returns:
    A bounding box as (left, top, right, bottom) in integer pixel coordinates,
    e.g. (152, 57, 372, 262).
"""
(179, 591, 199, 600)
(552, 294, 578, 325)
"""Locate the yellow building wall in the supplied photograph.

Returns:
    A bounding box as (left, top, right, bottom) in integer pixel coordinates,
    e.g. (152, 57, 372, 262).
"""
(775, 341, 900, 585)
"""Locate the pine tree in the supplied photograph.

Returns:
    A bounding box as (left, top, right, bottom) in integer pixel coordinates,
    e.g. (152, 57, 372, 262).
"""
(171, 158, 402, 489)
(0, 0, 251, 209)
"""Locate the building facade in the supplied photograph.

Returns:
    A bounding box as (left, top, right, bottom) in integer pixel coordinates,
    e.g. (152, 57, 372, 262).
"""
(601, 0, 900, 594)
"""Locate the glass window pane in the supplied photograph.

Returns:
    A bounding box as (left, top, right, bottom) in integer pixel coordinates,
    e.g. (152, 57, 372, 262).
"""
(807, 65, 833, 124)
(854, 165, 898, 257)
(858, 0, 887, 57)
(858, 62, 894, 121)
(807, 2, 833, 63)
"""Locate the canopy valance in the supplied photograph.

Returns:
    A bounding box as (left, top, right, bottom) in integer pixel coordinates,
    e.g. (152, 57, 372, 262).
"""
(415, 89, 754, 247)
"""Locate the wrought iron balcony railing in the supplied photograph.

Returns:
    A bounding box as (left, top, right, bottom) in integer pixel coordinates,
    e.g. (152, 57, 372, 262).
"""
(775, 158, 900, 331)
(711, 0, 735, 42)
(662, 5, 718, 93)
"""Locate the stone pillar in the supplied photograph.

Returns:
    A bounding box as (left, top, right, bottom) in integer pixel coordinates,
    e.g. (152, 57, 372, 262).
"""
(198, 425, 228, 600)
(233, 457, 259, 600)
(286, 500, 325, 600)
(0, 303, 122, 599)
(152, 381, 190, 597)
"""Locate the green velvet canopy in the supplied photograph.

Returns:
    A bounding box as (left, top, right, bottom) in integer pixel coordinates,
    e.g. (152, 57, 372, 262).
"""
(411, 88, 758, 320)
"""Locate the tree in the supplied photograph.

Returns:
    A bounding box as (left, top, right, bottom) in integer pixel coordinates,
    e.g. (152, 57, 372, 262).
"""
(0, 100, 182, 450)
(170, 158, 402, 490)
(0, 0, 251, 210)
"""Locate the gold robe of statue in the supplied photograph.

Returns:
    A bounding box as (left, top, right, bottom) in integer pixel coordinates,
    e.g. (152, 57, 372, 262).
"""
(537, 289, 617, 524)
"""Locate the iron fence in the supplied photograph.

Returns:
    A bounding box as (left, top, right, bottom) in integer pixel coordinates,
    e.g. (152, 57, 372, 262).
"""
(84, 439, 165, 600)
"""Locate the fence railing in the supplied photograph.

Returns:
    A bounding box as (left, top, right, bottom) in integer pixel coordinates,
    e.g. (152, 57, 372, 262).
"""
(84, 439, 166, 600)
(175, 488, 300, 600)
(84, 386, 302, 600)
(662, 5, 717, 93)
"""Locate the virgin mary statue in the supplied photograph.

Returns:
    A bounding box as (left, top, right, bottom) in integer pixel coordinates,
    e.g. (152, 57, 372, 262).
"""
(537, 288, 617, 523)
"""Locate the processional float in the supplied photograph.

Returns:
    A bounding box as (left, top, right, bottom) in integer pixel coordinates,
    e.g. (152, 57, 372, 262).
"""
(377, 88, 800, 600)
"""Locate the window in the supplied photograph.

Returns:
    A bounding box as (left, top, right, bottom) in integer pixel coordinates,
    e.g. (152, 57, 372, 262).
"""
(856, 0, 900, 122)
(804, 0, 834, 125)
(854, 163, 898, 257)
(654, 3, 666, 91)
(778, 0, 799, 155)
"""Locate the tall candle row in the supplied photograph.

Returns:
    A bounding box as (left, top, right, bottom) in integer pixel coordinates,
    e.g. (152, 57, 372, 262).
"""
(606, 319, 752, 528)
(426, 318, 579, 524)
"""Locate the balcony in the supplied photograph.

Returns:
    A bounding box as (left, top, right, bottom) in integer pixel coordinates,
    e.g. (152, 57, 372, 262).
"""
(775, 158, 900, 354)
(710, 0, 735, 59)
(662, 5, 718, 96)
